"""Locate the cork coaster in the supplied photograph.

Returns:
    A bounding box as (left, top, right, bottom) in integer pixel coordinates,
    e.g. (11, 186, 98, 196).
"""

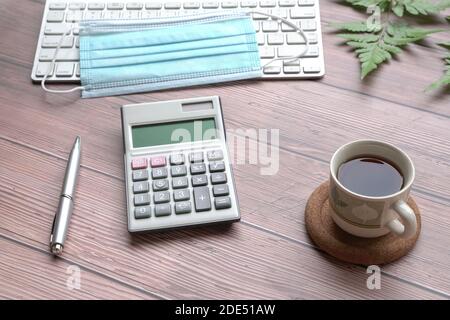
(305, 181, 421, 266)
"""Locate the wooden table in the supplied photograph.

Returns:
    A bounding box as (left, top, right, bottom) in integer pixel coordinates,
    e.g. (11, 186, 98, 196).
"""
(1, 0, 449, 300)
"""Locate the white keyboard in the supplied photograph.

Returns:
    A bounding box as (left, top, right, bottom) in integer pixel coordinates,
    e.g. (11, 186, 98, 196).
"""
(31, 0, 325, 82)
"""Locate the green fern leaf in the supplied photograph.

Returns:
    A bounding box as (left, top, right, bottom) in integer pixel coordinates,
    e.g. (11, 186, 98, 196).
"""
(337, 33, 380, 42)
(427, 43, 450, 90)
(330, 21, 381, 32)
(392, 0, 450, 17)
(385, 23, 442, 45)
(346, 0, 391, 10)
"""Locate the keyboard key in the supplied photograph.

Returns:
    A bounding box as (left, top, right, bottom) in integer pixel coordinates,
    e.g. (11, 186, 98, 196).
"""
(44, 24, 70, 35)
(84, 11, 103, 19)
(283, 64, 301, 73)
(55, 62, 74, 77)
(241, 0, 257, 7)
(75, 37, 80, 48)
(305, 45, 319, 57)
(153, 179, 169, 191)
(171, 165, 187, 177)
(206, 150, 223, 161)
(133, 181, 149, 194)
(35, 62, 55, 77)
(175, 201, 192, 214)
(152, 167, 168, 179)
(279, 0, 296, 6)
(214, 196, 232, 209)
(189, 152, 204, 163)
(290, 8, 315, 18)
(131, 157, 147, 170)
(193, 187, 211, 212)
(301, 19, 317, 31)
(184, 2, 201, 8)
(107, 3, 124, 10)
(165, 2, 182, 9)
(256, 33, 265, 45)
(260, 0, 276, 7)
(69, 3, 86, 10)
(267, 33, 284, 45)
(154, 191, 170, 204)
(259, 47, 275, 58)
(264, 65, 281, 74)
(170, 153, 185, 165)
(132, 169, 148, 181)
(174, 189, 190, 201)
(172, 177, 188, 189)
(122, 10, 141, 19)
(127, 2, 143, 9)
(306, 32, 318, 44)
(190, 163, 206, 175)
(252, 12, 269, 20)
(192, 175, 208, 187)
(253, 21, 260, 32)
(286, 33, 306, 44)
(49, 3, 67, 10)
(303, 65, 321, 73)
(222, 1, 238, 8)
(298, 0, 315, 5)
(146, 2, 162, 9)
(270, 8, 288, 18)
(134, 194, 150, 206)
(262, 21, 278, 32)
(213, 184, 229, 196)
(209, 161, 225, 172)
(47, 11, 65, 22)
(105, 10, 122, 19)
(42, 36, 74, 48)
(154, 203, 171, 216)
(66, 10, 84, 22)
(151, 156, 166, 168)
(39, 49, 79, 61)
(134, 206, 151, 219)
(278, 46, 303, 58)
(88, 3, 105, 10)
(281, 23, 295, 32)
(211, 172, 227, 184)
(75, 63, 80, 76)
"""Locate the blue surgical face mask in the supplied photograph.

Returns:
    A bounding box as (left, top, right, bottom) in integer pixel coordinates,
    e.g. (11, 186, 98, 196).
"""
(42, 11, 309, 98)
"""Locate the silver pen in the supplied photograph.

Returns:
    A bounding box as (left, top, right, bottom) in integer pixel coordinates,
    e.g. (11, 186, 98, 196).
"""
(50, 136, 81, 256)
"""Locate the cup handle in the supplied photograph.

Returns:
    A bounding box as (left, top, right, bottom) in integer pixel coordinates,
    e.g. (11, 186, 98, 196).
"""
(386, 200, 417, 239)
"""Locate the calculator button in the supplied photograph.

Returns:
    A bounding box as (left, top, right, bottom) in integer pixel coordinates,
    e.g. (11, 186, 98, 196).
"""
(189, 151, 204, 163)
(170, 153, 185, 165)
(211, 172, 227, 185)
(154, 203, 172, 217)
(132, 169, 148, 181)
(154, 191, 170, 204)
(214, 196, 232, 210)
(133, 181, 149, 194)
(193, 187, 212, 212)
(134, 194, 150, 206)
(209, 161, 225, 172)
(171, 165, 187, 177)
(192, 175, 208, 187)
(172, 177, 189, 189)
(175, 201, 192, 214)
(207, 150, 224, 161)
(190, 163, 206, 175)
(213, 184, 229, 197)
(152, 167, 168, 179)
(131, 157, 148, 170)
(134, 206, 151, 219)
(150, 156, 166, 168)
(153, 179, 169, 191)
(173, 189, 190, 201)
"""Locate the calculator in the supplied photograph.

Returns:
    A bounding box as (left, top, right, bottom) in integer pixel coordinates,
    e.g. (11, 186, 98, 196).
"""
(121, 96, 240, 232)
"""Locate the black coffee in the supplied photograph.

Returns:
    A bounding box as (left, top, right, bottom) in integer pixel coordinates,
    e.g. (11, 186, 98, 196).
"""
(337, 156, 404, 197)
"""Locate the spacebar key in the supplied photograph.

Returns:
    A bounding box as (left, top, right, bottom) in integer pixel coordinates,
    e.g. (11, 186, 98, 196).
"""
(193, 187, 211, 212)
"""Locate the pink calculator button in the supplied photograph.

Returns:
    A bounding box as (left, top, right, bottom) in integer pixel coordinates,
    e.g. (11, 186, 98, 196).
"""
(150, 156, 166, 168)
(131, 157, 148, 170)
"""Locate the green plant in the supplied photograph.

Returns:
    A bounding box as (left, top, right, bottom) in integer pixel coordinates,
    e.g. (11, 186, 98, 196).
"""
(428, 42, 450, 90)
(332, 0, 450, 81)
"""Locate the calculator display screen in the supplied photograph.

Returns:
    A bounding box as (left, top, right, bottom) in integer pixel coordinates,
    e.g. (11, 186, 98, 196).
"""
(132, 118, 217, 148)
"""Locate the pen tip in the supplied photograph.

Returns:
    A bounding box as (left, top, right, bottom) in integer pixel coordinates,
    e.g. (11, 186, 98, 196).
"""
(51, 244, 63, 256)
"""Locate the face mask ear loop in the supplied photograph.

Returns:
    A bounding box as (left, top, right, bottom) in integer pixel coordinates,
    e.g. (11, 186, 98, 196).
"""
(41, 27, 85, 94)
(248, 11, 310, 68)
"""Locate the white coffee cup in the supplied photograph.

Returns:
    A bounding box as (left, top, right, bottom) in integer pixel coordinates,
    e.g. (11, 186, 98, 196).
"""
(329, 140, 417, 238)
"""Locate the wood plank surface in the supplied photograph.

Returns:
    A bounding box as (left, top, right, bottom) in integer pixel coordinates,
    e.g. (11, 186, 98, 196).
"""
(0, 139, 445, 299)
(0, 0, 449, 299)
